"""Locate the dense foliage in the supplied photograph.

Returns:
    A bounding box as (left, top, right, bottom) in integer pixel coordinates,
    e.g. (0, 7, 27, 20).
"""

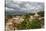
(16, 14, 44, 29)
(5, 11, 44, 30)
(38, 11, 44, 17)
(31, 19, 41, 29)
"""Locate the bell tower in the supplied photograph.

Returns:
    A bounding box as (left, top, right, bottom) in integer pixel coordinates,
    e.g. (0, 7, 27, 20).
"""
(34, 10, 39, 16)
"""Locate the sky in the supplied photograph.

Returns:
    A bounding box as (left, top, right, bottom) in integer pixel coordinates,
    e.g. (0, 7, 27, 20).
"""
(5, 0, 44, 15)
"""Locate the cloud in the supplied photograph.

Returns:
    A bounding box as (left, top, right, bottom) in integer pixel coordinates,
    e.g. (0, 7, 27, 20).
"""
(6, 7, 14, 11)
(5, 0, 44, 15)
(6, 1, 44, 11)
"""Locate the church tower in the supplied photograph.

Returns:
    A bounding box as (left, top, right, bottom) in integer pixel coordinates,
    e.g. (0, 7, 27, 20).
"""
(34, 10, 40, 19)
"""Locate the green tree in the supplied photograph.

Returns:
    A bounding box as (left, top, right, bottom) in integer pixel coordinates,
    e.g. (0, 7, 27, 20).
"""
(38, 11, 44, 17)
(31, 19, 42, 29)
(17, 15, 31, 30)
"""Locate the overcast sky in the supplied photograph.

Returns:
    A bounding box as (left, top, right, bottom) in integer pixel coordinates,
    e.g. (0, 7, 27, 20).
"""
(5, 0, 44, 15)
